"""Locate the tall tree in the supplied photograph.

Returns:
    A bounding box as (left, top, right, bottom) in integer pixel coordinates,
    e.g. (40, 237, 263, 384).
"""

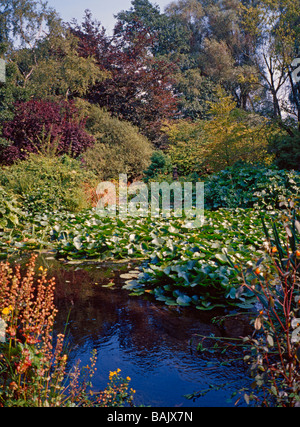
(240, 0, 300, 132)
(115, 0, 192, 56)
(0, 0, 59, 51)
(70, 11, 178, 143)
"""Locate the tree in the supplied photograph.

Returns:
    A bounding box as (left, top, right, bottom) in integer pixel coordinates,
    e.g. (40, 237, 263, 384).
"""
(164, 87, 275, 175)
(162, 119, 207, 176)
(115, 0, 192, 56)
(239, 0, 300, 132)
(0, 0, 60, 51)
(202, 88, 273, 171)
(0, 60, 31, 122)
(0, 99, 94, 164)
(70, 11, 178, 143)
(24, 28, 107, 99)
(118, 0, 262, 118)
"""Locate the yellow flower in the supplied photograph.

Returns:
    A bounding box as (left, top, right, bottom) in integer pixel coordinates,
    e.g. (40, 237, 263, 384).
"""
(109, 370, 117, 379)
(2, 305, 13, 316)
(126, 376, 131, 381)
(39, 266, 44, 271)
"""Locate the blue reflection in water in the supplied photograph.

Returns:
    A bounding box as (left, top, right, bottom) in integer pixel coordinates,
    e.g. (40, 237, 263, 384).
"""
(53, 265, 250, 407)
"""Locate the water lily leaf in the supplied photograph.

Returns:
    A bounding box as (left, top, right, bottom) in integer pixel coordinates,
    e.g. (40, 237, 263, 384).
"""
(214, 253, 229, 264)
(102, 282, 115, 288)
(73, 236, 83, 250)
(152, 237, 164, 246)
(122, 280, 140, 290)
(120, 273, 138, 279)
(165, 299, 178, 306)
(176, 295, 191, 306)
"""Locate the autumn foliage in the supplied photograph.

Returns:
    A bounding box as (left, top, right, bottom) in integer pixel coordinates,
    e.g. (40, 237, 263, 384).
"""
(0, 99, 95, 164)
(70, 14, 178, 142)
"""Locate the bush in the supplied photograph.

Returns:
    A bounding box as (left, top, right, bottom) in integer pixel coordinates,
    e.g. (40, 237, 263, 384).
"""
(269, 131, 300, 171)
(0, 186, 22, 229)
(163, 91, 275, 177)
(78, 101, 153, 181)
(0, 99, 95, 165)
(0, 154, 96, 214)
(143, 151, 172, 183)
(204, 163, 300, 210)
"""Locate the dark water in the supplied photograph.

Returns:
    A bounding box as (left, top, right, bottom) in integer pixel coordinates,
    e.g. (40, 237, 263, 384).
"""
(36, 255, 251, 407)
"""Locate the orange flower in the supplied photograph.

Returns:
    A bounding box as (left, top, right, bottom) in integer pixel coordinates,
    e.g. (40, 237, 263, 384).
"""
(255, 267, 261, 275)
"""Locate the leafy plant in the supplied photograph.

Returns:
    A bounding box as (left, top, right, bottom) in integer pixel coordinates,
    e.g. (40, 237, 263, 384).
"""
(36, 207, 273, 311)
(79, 101, 153, 181)
(0, 153, 96, 214)
(204, 163, 300, 210)
(0, 186, 22, 230)
(143, 151, 172, 183)
(233, 205, 300, 406)
(0, 99, 94, 165)
(0, 255, 136, 407)
(269, 131, 300, 171)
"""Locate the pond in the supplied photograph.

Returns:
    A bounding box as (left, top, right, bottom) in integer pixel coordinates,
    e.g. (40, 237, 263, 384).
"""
(32, 254, 252, 407)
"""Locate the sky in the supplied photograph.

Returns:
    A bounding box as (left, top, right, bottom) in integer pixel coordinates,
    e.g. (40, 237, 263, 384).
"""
(45, 0, 172, 34)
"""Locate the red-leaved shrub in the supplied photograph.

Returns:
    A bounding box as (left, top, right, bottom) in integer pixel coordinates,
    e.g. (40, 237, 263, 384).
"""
(0, 99, 94, 164)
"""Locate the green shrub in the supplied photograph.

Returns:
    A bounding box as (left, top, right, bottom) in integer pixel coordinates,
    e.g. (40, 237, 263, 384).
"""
(204, 163, 300, 210)
(0, 154, 96, 214)
(269, 131, 300, 171)
(143, 151, 172, 183)
(78, 101, 153, 181)
(0, 186, 22, 229)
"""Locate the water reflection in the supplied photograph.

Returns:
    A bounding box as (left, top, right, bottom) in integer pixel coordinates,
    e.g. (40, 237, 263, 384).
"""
(45, 259, 251, 407)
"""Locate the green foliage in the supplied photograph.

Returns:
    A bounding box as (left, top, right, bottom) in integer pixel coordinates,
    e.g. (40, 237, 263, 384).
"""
(0, 186, 22, 229)
(164, 89, 275, 176)
(163, 119, 206, 176)
(0, 61, 31, 122)
(79, 101, 153, 181)
(0, 154, 96, 214)
(24, 29, 107, 99)
(143, 151, 172, 182)
(174, 71, 218, 120)
(269, 131, 300, 171)
(2, 206, 271, 311)
(201, 90, 274, 172)
(204, 163, 300, 210)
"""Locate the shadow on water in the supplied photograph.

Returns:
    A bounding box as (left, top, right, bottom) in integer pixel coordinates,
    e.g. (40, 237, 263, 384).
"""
(19, 253, 252, 407)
